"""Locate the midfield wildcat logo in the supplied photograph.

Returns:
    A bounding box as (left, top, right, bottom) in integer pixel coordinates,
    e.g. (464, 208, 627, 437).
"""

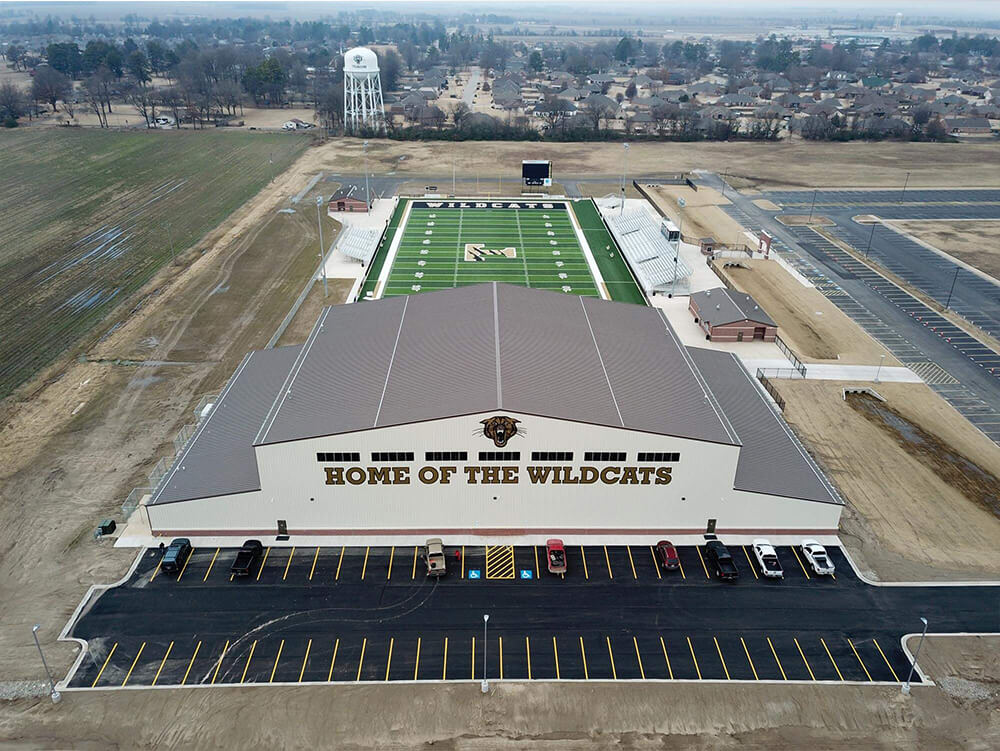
(479, 416, 521, 448)
(464, 243, 517, 262)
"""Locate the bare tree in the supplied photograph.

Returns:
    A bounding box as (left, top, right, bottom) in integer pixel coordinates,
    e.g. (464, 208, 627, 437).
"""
(31, 66, 71, 112)
(123, 79, 157, 127)
(0, 80, 28, 121)
(157, 87, 184, 127)
(452, 101, 471, 128)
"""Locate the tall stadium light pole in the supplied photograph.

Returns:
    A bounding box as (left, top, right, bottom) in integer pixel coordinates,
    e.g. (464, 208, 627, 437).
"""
(672, 197, 686, 298)
(902, 617, 928, 695)
(32, 625, 60, 704)
(481, 614, 490, 693)
(363, 140, 371, 214)
(620, 142, 629, 215)
(807, 188, 817, 223)
(945, 266, 960, 309)
(899, 171, 910, 204)
(316, 196, 328, 298)
(865, 221, 877, 258)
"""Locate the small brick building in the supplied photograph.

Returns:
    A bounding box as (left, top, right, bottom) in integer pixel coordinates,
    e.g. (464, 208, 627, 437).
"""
(328, 188, 371, 213)
(689, 287, 777, 342)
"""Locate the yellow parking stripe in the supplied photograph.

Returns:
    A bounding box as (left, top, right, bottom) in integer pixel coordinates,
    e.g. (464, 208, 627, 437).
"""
(553, 636, 560, 679)
(534, 546, 540, 578)
(579, 637, 589, 679)
(414, 637, 422, 681)
(203, 548, 220, 581)
(660, 637, 673, 679)
(626, 546, 637, 579)
(767, 637, 787, 680)
(525, 637, 532, 680)
(650, 547, 662, 579)
(211, 640, 229, 684)
(461, 545, 465, 578)
(603, 546, 613, 578)
(499, 637, 504, 680)
(336, 546, 345, 580)
(794, 638, 815, 680)
(872, 639, 900, 681)
(176, 549, 194, 582)
(122, 642, 146, 686)
(848, 638, 872, 681)
(327, 638, 339, 682)
(309, 547, 320, 580)
(606, 637, 617, 679)
(633, 637, 645, 679)
(411, 546, 418, 579)
(255, 547, 270, 581)
(442, 637, 448, 680)
(696, 546, 710, 578)
(299, 639, 312, 682)
(741, 637, 759, 680)
(181, 641, 201, 685)
(152, 641, 174, 686)
(356, 638, 367, 681)
(384, 638, 394, 680)
(387, 546, 395, 579)
(91, 642, 117, 687)
(282, 547, 295, 581)
(270, 639, 285, 682)
(714, 637, 730, 680)
(687, 637, 701, 679)
(742, 546, 759, 579)
(361, 546, 370, 580)
(821, 638, 843, 680)
(791, 546, 811, 579)
(241, 640, 257, 683)
(580, 547, 589, 579)
(149, 560, 162, 582)
(677, 554, 686, 579)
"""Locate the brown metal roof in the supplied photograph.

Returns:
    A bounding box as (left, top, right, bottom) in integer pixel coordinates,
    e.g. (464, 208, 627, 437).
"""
(690, 287, 777, 328)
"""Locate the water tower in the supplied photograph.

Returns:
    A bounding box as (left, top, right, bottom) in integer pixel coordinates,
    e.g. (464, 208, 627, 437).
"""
(343, 47, 385, 133)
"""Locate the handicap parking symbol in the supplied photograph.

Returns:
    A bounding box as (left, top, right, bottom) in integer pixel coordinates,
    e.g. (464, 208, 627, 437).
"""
(468, 569, 481, 579)
(519, 569, 533, 580)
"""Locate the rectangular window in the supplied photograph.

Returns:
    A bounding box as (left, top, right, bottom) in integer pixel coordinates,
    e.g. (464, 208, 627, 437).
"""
(530, 451, 574, 461)
(583, 452, 626, 462)
(478, 451, 521, 462)
(315, 452, 360, 462)
(424, 451, 468, 461)
(637, 452, 681, 462)
(370, 452, 415, 462)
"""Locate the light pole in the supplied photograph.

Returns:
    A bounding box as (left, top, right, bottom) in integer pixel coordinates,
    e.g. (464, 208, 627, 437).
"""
(720, 167, 729, 198)
(481, 614, 490, 693)
(874, 353, 885, 383)
(899, 171, 910, 204)
(620, 142, 629, 215)
(902, 617, 929, 695)
(865, 221, 876, 259)
(316, 196, 328, 297)
(363, 140, 370, 214)
(807, 188, 817, 223)
(945, 266, 960, 309)
(672, 197, 685, 298)
(32, 625, 60, 704)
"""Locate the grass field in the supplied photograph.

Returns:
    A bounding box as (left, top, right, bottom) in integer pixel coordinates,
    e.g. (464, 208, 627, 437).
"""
(365, 198, 645, 304)
(0, 129, 307, 398)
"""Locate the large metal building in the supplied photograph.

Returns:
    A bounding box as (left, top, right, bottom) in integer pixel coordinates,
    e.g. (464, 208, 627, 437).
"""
(144, 284, 842, 541)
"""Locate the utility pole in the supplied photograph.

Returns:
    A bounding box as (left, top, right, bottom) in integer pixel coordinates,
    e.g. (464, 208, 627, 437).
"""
(316, 196, 328, 297)
(481, 614, 490, 693)
(945, 266, 960, 309)
(32, 625, 60, 704)
(902, 617, 929, 695)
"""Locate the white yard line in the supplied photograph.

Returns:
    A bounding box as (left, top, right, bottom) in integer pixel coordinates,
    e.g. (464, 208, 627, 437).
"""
(373, 199, 413, 299)
(566, 201, 610, 300)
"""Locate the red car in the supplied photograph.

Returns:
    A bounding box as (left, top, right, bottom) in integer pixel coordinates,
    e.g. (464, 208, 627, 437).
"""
(655, 540, 680, 570)
(546, 538, 567, 574)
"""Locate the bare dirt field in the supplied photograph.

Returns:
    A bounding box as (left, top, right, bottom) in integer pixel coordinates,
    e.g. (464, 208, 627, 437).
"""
(889, 220, 1000, 281)
(645, 185, 748, 245)
(2, 635, 998, 749)
(715, 259, 900, 366)
(774, 380, 1000, 580)
(776, 214, 834, 227)
(276, 278, 355, 347)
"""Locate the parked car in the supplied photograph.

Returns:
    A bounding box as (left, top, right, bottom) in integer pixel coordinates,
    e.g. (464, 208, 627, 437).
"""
(752, 539, 784, 579)
(425, 537, 446, 577)
(704, 540, 739, 581)
(546, 538, 567, 574)
(230, 539, 263, 577)
(801, 539, 836, 576)
(654, 540, 680, 570)
(160, 538, 192, 574)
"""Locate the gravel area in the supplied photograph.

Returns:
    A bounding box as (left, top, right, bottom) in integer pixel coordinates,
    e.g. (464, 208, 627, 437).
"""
(937, 676, 998, 702)
(0, 680, 50, 701)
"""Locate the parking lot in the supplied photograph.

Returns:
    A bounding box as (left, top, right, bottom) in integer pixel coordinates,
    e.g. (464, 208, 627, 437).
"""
(62, 541, 1000, 689)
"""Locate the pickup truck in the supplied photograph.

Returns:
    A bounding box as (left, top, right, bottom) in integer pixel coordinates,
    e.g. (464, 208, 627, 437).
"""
(705, 540, 739, 581)
(230, 539, 263, 577)
(752, 539, 784, 579)
(424, 538, 447, 577)
(801, 539, 836, 576)
(546, 538, 567, 575)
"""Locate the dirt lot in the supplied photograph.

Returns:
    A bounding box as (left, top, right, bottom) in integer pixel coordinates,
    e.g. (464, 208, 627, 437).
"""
(776, 214, 834, 227)
(276, 278, 355, 347)
(715, 259, 900, 366)
(889, 220, 1000, 281)
(1, 635, 997, 749)
(774, 380, 1000, 580)
(645, 185, 748, 245)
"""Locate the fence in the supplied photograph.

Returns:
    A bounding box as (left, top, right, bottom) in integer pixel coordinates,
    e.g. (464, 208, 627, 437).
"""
(755, 369, 786, 412)
(774, 336, 807, 377)
(756, 366, 806, 380)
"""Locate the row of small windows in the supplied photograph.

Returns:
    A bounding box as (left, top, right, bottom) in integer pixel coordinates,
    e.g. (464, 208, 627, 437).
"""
(371, 452, 415, 462)
(425, 451, 469, 461)
(584, 452, 626, 462)
(531, 451, 573, 461)
(479, 451, 520, 461)
(316, 452, 360, 463)
(637, 452, 681, 462)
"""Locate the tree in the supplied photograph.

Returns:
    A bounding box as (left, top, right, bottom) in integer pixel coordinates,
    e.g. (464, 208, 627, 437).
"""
(82, 41, 122, 77)
(123, 80, 157, 126)
(614, 36, 634, 63)
(46, 42, 83, 78)
(31, 66, 72, 112)
(625, 80, 637, 100)
(538, 96, 574, 132)
(6, 44, 26, 71)
(157, 87, 185, 127)
(83, 68, 116, 127)
(925, 117, 948, 141)
(452, 101, 471, 128)
(378, 49, 403, 92)
(529, 50, 543, 72)
(0, 80, 27, 122)
(126, 50, 151, 85)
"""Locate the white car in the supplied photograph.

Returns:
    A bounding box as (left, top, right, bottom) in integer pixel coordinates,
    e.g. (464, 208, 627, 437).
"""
(801, 539, 835, 576)
(752, 538, 784, 579)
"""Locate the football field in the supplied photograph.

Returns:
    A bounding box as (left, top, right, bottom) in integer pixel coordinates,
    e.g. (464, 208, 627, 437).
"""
(374, 200, 605, 299)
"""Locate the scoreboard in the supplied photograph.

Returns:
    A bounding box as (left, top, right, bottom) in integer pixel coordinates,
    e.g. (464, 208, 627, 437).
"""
(521, 160, 552, 187)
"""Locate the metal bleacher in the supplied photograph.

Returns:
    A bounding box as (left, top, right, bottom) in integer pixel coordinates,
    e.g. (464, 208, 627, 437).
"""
(336, 225, 379, 264)
(601, 206, 691, 295)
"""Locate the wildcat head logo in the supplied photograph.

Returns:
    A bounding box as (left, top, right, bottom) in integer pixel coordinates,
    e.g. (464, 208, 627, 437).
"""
(480, 416, 521, 448)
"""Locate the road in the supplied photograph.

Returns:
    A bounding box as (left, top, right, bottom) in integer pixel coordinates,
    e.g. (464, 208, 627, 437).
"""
(462, 67, 481, 108)
(64, 543, 998, 688)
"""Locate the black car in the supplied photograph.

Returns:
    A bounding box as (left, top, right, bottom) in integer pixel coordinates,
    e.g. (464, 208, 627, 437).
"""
(160, 538, 192, 574)
(704, 540, 739, 581)
(231, 539, 264, 577)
